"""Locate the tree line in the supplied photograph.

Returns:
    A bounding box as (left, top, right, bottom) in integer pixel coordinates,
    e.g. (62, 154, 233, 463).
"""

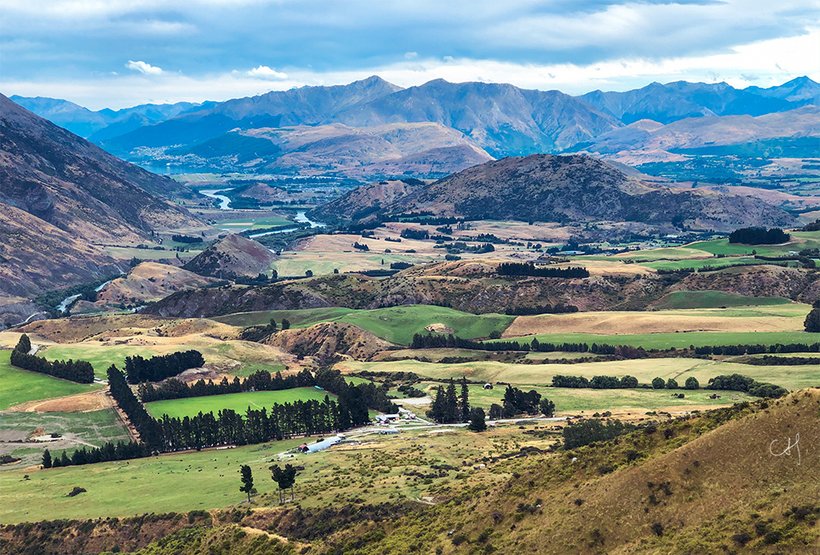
(707, 374, 788, 398)
(42, 441, 151, 469)
(411, 332, 820, 360)
(125, 350, 205, 383)
(728, 227, 790, 245)
(11, 335, 94, 383)
(138, 369, 315, 402)
(497, 262, 589, 278)
(552, 374, 700, 390)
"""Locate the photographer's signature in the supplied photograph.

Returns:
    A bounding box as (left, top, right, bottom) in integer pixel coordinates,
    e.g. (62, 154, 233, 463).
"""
(769, 433, 801, 466)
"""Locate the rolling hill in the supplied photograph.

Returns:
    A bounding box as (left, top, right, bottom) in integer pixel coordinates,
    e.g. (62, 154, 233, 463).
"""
(183, 234, 277, 279)
(313, 154, 794, 230)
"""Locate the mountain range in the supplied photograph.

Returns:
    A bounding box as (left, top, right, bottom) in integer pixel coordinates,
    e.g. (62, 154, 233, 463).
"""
(0, 93, 204, 320)
(12, 76, 818, 179)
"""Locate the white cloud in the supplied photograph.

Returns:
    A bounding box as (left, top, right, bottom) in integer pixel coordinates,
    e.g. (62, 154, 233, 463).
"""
(246, 65, 288, 80)
(125, 60, 163, 75)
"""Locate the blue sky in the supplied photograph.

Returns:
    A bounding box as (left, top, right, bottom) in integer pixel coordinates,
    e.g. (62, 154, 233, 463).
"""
(1, 0, 818, 109)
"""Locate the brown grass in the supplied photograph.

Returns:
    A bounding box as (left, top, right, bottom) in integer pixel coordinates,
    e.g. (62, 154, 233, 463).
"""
(6, 389, 113, 413)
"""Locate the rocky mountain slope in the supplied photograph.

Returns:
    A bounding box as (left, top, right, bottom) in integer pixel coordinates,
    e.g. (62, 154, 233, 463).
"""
(0, 94, 201, 243)
(183, 234, 276, 279)
(313, 154, 794, 231)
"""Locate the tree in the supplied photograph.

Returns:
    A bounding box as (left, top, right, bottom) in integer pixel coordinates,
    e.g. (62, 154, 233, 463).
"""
(467, 408, 487, 432)
(651, 377, 665, 389)
(445, 379, 459, 423)
(488, 403, 503, 420)
(684, 377, 700, 390)
(281, 319, 291, 330)
(459, 377, 470, 423)
(539, 398, 556, 417)
(666, 378, 679, 389)
(620, 375, 638, 388)
(42, 449, 52, 469)
(239, 464, 254, 502)
(305, 270, 313, 278)
(15, 334, 31, 354)
(805, 306, 820, 332)
(270, 463, 298, 503)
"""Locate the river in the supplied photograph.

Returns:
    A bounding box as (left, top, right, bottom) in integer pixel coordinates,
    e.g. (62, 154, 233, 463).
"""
(200, 188, 234, 210)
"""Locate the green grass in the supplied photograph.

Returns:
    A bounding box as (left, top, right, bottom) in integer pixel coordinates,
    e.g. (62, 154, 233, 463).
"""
(0, 410, 131, 467)
(493, 331, 820, 350)
(214, 307, 355, 328)
(144, 387, 334, 419)
(688, 231, 820, 257)
(215, 216, 294, 231)
(342, 356, 820, 391)
(410, 382, 753, 413)
(0, 351, 97, 410)
(41, 345, 164, 379)
(652, 291, 793, 309)
(214, 305, 514, 346)
(642, 256, 773, 272)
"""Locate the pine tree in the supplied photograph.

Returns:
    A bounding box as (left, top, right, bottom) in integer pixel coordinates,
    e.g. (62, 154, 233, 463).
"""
(15, 334, 31, 354)
(445, 379, 459, 423)
(459, 377, 470, 423)
(42, 449, 52, 469)
(427, 386, 446, 423)
(239, 464, 254, 502)
(539, 398, 556, 417)
(468, 408, 487, 432)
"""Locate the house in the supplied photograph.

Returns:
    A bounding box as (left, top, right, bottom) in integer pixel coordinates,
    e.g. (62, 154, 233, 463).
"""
(376, 414, 400, 424)
(483, 383, 494, 390)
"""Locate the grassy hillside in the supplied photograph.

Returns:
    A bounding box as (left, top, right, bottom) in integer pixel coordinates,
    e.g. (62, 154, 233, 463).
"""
(494, 330, 820, 350)
(341, 356, 819, 390)
(215, 305, 514, 345)
(689, 230, 820, 256)
(0, 350, 98, 410)
(144, 387, 334, 419)
(651, 290, 792, 309)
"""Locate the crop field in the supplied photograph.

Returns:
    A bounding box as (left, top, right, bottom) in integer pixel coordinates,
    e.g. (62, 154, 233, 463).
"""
(0, 409, 131, 467)
(41, 337, 287, 379)
(0, 351, 98, 410)
(651, 291, 792, 309)
(640, 257, 780, 272)
(0, 424, 535, 523)
(408, 382, 752, 413)
(687, 230, 820, 257)
(215, 305, 514, 345)
(502, 304, 808, 337)
(103, 246, 202, 261)
(144, 387, 334, 419)
(340, 356, 819, 391)
(214, 215, 294, 232)
(495, 330, 820, 351)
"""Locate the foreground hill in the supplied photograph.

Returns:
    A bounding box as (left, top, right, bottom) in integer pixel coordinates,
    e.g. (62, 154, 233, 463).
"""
(183, 234, 276, 279)
(314, 154, 794, 231)
(0, 94, 200, 243)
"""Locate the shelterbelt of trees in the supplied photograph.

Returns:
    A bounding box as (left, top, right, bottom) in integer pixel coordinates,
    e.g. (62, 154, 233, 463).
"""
(11, 334, 94, 383)
(125, 350, 204, 383)
(411, 332, 820, 358)
(44, 366, 397, 468)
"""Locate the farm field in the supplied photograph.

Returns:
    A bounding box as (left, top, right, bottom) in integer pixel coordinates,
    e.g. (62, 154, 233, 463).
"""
(651, 291, 792, 309)
(144, 387, 334, 419)
(41, 337, 287, 379)
(0, 424, 532, 524)
(408, 382, 753, 413)
(0, 409, 131, 467)
(215, 305, 514, 345)
(494, 330, 820, 351)
(0, 351, 98, 410)
(502, 304, 809, 337)
(214, 215, 294, 232)
(103, 246, 202, 261)
(339, 356, 820, 391)
(640, 257, 783, 272)
(688, 230, 820, 257)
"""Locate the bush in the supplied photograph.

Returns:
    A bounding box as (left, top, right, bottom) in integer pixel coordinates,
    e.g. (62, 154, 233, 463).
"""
(651, 377, 665, 389)
(684, 377, 699, 390)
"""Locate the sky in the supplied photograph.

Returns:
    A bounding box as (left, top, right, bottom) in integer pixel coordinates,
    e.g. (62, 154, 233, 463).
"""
(0, 0, 818, 109)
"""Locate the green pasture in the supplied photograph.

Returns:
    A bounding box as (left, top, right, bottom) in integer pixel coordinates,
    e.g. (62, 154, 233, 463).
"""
(144, 387, 334, 419)
(651, 291, 793, 309)
(0, 351, 97, 410)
